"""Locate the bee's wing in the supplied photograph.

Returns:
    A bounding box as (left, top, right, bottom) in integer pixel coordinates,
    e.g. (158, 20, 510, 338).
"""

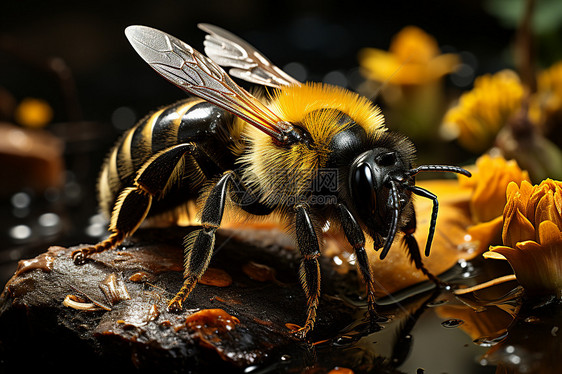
(198, 23, 301, 88)
(125, 25, 289, 141)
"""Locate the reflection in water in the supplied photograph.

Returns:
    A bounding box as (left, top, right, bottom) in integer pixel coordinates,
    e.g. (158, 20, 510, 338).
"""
(482, 299, 562, 374)
(437, 279, 562, 374)
(441, 318, 465, 328)
(250, 257, 560, 374)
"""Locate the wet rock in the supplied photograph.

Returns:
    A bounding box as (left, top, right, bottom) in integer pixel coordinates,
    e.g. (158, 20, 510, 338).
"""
(0, 227, 357, 372)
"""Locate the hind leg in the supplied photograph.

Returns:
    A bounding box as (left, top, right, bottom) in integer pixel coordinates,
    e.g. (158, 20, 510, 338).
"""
(72, 143, 194, 264)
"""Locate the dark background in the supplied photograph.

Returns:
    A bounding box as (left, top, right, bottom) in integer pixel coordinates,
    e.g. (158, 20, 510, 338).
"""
(0, 0, 530, 126)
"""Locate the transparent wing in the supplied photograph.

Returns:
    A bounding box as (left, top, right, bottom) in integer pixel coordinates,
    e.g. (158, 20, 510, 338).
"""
(124, 25, 288, 140)
(198, 23, 301, 88)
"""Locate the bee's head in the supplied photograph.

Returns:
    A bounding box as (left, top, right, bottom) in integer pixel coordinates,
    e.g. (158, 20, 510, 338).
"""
(344, 132, 471, 260)
(348, 146, 415, 248)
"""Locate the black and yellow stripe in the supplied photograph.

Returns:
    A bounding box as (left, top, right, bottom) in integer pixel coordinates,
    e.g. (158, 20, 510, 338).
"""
(97, 97, 238, 219)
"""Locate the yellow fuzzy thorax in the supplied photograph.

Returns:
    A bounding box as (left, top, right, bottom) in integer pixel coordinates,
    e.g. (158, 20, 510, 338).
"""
(238, 82, 386, 208)
(270, 82, 385, 137)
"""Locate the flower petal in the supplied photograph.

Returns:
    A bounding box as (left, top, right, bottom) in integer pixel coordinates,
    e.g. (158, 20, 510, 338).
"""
(468, 215, 503, 253)
(502, 204, 535, 248)
(534, 190, 562, 239)
(483, 247, 509, 260)
(537, 220, 562, 247)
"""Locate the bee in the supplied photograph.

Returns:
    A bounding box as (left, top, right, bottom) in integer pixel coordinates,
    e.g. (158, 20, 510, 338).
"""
(72, 24, 470, 339)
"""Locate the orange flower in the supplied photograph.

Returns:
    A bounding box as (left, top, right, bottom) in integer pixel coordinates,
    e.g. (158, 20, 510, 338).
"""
(530, 60, 562, 129)
(358, 26, 459, 85)
(485, 179, 562, 297)
(442, 70, 524, 153)
(460, 154, 531, 224)
(457, 155, 530, 254)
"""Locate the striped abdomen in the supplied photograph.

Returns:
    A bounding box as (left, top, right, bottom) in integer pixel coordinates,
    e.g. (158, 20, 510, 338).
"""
(97, 97, 239, 220)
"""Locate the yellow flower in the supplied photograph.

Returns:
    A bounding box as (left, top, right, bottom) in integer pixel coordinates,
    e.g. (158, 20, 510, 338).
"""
(460, 154, 531, 224)
(358, 26, 459, 85)
(442, 70, 524, 153)
(530, 61, 562, 133)
(458, 155, 531, 255)
(485, 179, 562, 297)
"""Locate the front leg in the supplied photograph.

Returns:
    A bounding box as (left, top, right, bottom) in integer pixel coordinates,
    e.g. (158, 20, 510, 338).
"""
(168, 170, 234, 312)
(337, 203, 380, 323)
(293, 204, 322, 340)
(402, 213, 444, 286)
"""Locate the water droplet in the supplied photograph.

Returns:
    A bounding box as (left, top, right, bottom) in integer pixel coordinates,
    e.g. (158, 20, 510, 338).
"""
(86, 224, 106, 238)
(38, 212, 62, 235)
(11, 192, 31, 208)
(473, 330, 508, 347)
(38, 212, 60, 227)
(332, 335, 355, 346)
(524, 316, 540, 323)
(280, 354, 291, 361)
(441, 319, 464, 328)
(244, 365, 258, 373)
(10, 224, 31, 240)
(508, 354, 521, 365)
(89, 213, 107, 225)
(457, 241, 476, 253)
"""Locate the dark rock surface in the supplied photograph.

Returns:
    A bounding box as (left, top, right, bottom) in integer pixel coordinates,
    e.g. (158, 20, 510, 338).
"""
(0, 227, 376, 373)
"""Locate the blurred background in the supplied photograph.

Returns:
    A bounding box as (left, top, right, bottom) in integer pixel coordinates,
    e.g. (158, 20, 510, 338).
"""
(1, 0, 561, 283)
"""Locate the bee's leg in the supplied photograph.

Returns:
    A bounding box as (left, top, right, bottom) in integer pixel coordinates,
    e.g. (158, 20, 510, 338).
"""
(168, 171, 234, 312)
(402, 215, 444, 286)
(293, 204, 322, 340)
(72, 144, 195, 264)
(337, 204, 379, 322)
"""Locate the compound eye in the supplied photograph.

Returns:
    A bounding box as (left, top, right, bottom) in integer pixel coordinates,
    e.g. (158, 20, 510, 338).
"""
(351, 163, 376, 214)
